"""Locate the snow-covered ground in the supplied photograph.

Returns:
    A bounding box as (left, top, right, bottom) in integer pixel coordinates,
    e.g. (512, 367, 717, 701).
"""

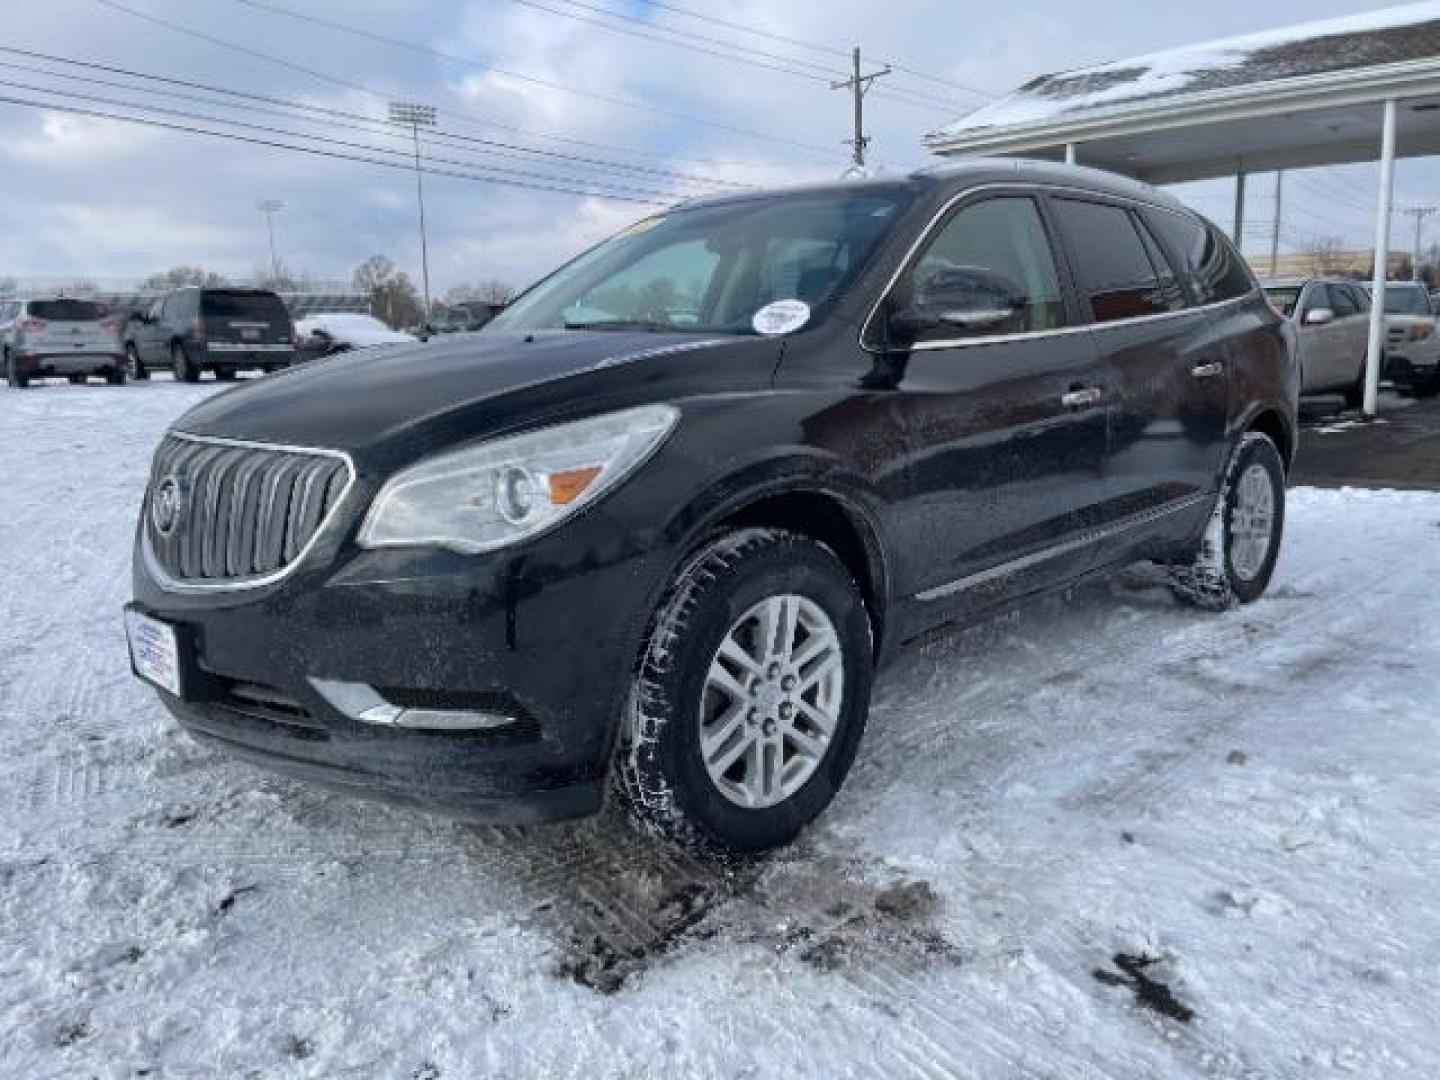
(3, 382, 1439, 1079)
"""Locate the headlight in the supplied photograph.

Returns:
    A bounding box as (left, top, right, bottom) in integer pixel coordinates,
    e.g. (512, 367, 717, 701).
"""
(357, 404, 679, 554)
(1409, 324, 1435, 341)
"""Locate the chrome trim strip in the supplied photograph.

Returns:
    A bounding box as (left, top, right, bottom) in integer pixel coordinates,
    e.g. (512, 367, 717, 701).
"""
(858, 181, 1259, 355)
(142, 431, 356, 595)
(914, 493, 1210, 602)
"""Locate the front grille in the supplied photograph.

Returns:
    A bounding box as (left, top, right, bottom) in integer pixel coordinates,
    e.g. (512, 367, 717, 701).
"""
(144, 434, 352, 585)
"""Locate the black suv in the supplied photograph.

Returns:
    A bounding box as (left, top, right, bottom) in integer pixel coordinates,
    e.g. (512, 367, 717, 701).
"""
(123, 287, 297, 382)
(126, 163, 1297, 852)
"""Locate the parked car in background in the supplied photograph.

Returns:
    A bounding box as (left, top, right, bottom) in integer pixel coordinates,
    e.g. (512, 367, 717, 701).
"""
(126, 163, 1296, 852)
(296, 312, 416, 360)
(3, 297, 126, 388)
(123, 287, 296, 382)
(1367, 281, 1440, 397)
(1262, 276, 1370, 405)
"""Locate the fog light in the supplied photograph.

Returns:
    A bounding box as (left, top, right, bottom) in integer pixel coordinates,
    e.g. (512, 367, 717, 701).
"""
(310, 679, 517, 732)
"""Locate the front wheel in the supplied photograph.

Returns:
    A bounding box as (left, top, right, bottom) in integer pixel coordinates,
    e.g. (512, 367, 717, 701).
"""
(1169, 432, 1286, 609)
(5, 351, 28, 389)
(616, 528, 873, 853)
(125, 344, 148, 380)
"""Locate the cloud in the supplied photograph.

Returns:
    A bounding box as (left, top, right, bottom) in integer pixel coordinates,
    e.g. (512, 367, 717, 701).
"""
(4, 113, 158, 167)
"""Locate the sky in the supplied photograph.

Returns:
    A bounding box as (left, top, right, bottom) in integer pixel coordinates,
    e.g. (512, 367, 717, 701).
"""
(0, 0, 1434, 297)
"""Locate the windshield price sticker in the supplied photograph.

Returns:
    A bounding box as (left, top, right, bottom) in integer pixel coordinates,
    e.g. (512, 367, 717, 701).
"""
(752, 300, 811, 336)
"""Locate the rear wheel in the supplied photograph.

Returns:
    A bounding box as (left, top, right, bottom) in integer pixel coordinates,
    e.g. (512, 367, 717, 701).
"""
(172, 342, 199, 383)
(1169, 432, 1286, 609)
(616, 528, 873, 852)
(1343, 371, 1365, 409)
(214, 367, 237, 381)
(68, 374, 87, 385)
(105, 366, 126, 386)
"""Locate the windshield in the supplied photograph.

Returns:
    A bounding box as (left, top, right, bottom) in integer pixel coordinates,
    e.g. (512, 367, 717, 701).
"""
(1263, 287, 1302, 318)
(1382, 286, 1432, 316)
(488, 189, 912, 335)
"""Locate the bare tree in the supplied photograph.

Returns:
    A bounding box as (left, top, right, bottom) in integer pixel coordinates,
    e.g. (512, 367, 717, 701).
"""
(142, 265, 227, 290)
(445, 278, 517, 306)
(251, 259, 310, 292)
(1307, 235, 1346, 275)
(352, 255, 421, 328)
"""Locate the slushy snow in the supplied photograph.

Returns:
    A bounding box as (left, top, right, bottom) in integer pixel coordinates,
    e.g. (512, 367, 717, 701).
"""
(3, 382, 1439, 1077)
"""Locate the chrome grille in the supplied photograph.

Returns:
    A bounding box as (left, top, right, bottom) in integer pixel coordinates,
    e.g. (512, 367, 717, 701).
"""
(144, 434, 352, 586)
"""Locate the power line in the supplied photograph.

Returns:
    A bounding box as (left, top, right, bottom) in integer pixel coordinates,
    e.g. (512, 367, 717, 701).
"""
(0, 47, 748, 191)
(83, 2, 801, 170)
(211, 0, 840, 156)
(0, 88, 677, 204)
(616, 0, 996, 101)
(500, 0, 976, 114)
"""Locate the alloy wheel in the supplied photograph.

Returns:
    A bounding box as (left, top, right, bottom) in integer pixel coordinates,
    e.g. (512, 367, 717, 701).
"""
(699, 593, 844, 809)
(1229, 463, 1275, 582)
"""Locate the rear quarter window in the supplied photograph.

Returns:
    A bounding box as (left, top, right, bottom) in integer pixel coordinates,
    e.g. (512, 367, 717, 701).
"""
(1145, 210, 1256, 305)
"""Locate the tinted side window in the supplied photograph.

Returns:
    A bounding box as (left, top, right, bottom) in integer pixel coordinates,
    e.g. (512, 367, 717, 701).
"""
(1147, 210, 1255, 304)
(1347, 285, 1372, 312)
(1302, 284, 1331, 315)
(1330, 286, 1358, 318)
(1051, 198, 1169, 323)
(905, 195, 1068, 341)
(1134, 216, 1187, 311)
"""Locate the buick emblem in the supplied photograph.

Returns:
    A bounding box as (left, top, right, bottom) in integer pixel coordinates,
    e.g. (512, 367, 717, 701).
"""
(152, 476, 185, 537)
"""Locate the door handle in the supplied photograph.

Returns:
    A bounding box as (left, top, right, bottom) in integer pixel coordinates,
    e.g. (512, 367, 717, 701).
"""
(1060, 386, 1103, 408)
(1191, 361, 1224, 378)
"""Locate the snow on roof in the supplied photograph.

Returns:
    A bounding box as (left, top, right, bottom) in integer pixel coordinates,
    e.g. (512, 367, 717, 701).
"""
(932, 2, 1440, 140)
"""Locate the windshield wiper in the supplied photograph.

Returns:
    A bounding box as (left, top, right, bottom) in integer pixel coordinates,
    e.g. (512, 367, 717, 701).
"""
(563, 319, 680, 332)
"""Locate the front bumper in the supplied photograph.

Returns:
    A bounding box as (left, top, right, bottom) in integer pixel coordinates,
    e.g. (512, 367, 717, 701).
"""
(130, 513, 670, 824)
(1385, 350, 1440, 387)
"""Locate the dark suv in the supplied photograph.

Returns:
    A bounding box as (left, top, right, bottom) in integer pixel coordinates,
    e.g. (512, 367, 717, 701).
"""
(125, 163, 1297, 852)
(123, 287, 297, 382)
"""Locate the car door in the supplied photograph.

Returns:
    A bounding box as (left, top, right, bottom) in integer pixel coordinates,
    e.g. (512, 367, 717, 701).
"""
(1047, 197, 1229, 536)
(879, 191, 1110, 619)
(1296, 283, 1347, 390)
(1327, 283, 1365, 384)
(138, 297, 167, 366)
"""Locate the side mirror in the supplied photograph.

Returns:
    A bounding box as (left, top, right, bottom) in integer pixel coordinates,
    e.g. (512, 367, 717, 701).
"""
(894, 263, 1027, 339)
(1303, 307, 1335, 326)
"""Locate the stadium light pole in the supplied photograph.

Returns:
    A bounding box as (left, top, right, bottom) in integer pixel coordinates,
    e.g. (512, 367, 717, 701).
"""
(256, 199, 286, 282)
(389, 101, 436, 322)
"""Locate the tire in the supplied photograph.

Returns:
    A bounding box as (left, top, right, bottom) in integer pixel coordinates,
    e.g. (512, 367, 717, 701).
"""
(615, 528, 874, 853)
(5, 351, 28, 389)
(106, 366, 126, 386)
(68, 374, 87, 385)
(1169, 432, 1286, 609)
(125, 344, 149, 381)
(214, 367, 237, 381)
(1414, 379, 1440, 399)
(1343, 373, 1365, 409)
(172, 342, 199, 383)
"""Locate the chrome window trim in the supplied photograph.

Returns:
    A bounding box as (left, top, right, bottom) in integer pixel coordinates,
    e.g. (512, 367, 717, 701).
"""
(914, 493, 1210, 602)
(858, 181, 1259, 355)
(142, 431, 356, 595)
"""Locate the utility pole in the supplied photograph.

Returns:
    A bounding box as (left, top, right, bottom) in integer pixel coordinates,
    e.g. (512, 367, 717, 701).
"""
(1269, 170, 1284, 277)
(389, 101, 436, 321)
(1400, 206, 1437, 281)
(830, 47, 891, 169)
(255, 199, 285, 282)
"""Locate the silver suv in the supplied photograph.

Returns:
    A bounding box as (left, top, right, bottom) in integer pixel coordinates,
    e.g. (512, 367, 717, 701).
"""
(2, 296, 126, 388)
(1365, 281, 1440, 397)
(1262, 277, 1370, 406)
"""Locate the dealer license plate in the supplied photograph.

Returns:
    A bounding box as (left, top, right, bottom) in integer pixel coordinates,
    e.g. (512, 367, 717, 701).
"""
(125, 609, 182, 697)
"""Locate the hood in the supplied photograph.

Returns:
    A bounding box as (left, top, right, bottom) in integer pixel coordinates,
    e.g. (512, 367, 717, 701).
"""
(174, 329, 741, 454)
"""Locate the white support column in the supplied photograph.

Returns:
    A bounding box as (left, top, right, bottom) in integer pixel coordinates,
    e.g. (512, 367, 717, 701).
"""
(1064, 142, 1077, 166)
(1363, 99, 1398, 419)
(1232, 162, 1247, 244)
